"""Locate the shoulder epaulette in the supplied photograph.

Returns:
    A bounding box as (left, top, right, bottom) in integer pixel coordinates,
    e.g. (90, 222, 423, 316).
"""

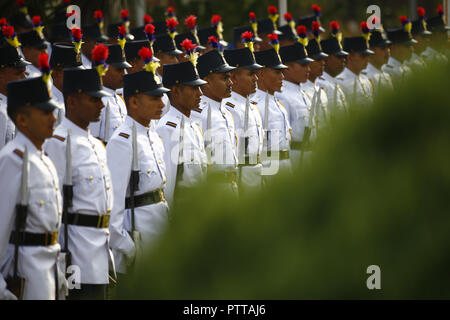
(361, 71, 367, 75)
(193, 107, 202, 113)
(319, 76, 325, 80)
(119, 132, 130, 139)
(225, 101, 235, 108)
(52, 135, 66, 142)
(166, 121, 177, 128)
(385, 65, 394, 69)
(13, 149, 23, 159)
(250, 101, 257, 105)
(336, 77, 343, 81)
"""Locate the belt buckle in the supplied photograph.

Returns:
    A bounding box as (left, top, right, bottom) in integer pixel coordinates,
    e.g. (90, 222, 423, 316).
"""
(50, 231, 58, 245)
(159, 189, 166, 203)
(97, 215, 109, 228)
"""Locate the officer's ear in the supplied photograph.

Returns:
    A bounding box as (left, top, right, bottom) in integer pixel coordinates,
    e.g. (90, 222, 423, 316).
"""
(127, 95, 139, 112)
(12, 106, 31, 128)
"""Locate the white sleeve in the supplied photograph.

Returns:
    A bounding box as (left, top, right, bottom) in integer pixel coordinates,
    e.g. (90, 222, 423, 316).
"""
(43, 138, 66, 190)
(0, 154, 21, 298)
(156, 125, 178, 206)
(0, 109, 8, 149)
(106, 137, 135, 257)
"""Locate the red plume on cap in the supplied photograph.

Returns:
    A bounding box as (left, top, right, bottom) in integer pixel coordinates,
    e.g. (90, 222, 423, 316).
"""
(91, 43, 109, 63)
(312, 4, 321, 16)
(2, 25, 15, 37)
(417, 7, 426, 19)
(399, 16, 409, 25)
(185, 15, 197, 29)
(296, 25, 307, 37)
(71, 27, 82, 41)
(284, 12, 292, 22)
(138, 46, 153, 62)
(94, 10, 103, 21)
(118, 25, 126, 37)
(311, 21, 320, 32)
(167, 6, 175, 16)
(249, 12, 256, 22)
(38, 52, 50, 71)
(360, 21, 370, 33)
(32, 15, 41, 27)
(120, 9, 129, 21)
(63, 0, 71, 5)
(268, 33, 278, 42)
(180, 38, 197, 53)
(144, 24, 155, 35)
(241, 31, 254, 42)
(211, 14, 222, 25)
(437, 4, 444, 15)
(166, 17, 178, 31)
(0, 18, 7, 27)
(330, 21, 340, 33)
(143, 14, 153, 24)
(208, 36, 220, 49)
(16, 0, 26, 6)
(268, 6, 278, 15)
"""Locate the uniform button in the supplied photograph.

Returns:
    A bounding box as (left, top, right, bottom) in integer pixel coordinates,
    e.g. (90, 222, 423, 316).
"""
(107, 186, 110, 190)
(163, 179, 167, 184)
(89, 176, 93, 180)
(106, 230, 110, 236)
(147, 169, 151, 174)
(39, 200, 44, 206)
(107, 209, 111, 213)
(158, 160, 162, 164)
(58, 210, 62, 215)
(190, 157, 194, 162)
(55, 186, 59, 191)
(101, 163, 105, 168)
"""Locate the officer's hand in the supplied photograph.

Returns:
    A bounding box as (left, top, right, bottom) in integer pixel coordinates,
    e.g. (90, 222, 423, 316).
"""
(0, 289, 18, 300)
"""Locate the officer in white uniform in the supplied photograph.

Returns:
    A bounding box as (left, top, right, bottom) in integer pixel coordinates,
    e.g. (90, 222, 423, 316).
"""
(49, 44, 85, 127)
(18, 29, 49, 79)
(0, 45, 30, 150)
(44, 69, 114, 300)
(362, 29, 393, 94)
(89, 44, 131, 144)
(410, 10, 432, 70)
(276, 43, 315, 166)
(107, 68, 170, 275)
(382, 28, 416, 84)
(80, 23, 110, 70)
(156, 61, 208, 206)
(253, 48, 292, 175)
(304, 37, 329, 129)
(422, 7, 450, 64)
(191, 50, 238, 194)
(0, 76, 63, 300)
(223, 46, 264, 190)
(336, 36, 374, 107)
(319, 36, 349, 118)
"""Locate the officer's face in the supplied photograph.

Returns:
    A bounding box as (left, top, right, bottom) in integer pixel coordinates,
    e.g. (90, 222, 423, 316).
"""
(308, 59, 325, 80)
(348, 52, 369, 73)
(71, 92, 104, 123)
(325, 54, 346, 76)
(259, 68, 284, 93)
(130, 93, 165, 122)
(18, 106, 56, 143)
(175, 84, 202, 109)
(202, 72, 233, 101)
(3, 66, 26, 83)
(103, 65, 127, 89)
(283, 62, 309, 84)
(371, 47, 390, 66)
(230, 68, 259, 96)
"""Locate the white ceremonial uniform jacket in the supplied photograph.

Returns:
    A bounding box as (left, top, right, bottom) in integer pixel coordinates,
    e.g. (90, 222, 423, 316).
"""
(406, 52, 427, 71)
(421, 46, 448, 64)
(88, 87, 127, 143)
(336, 67, 374, 107)
(316, 72, 347, 116)
(44, 118, 113, 284)
(191, 95, 238, 171)
(0, 93, 16, 150)
(156, 106, 207, 206)
(382, 56, 412, 84)
(0, 132, 62, 300)
(362, 63, 393, 94)
(223, 91, 263, 189)
(302, 79, 329, 127)
(25, 64, 41, 79)
(106, 116, 169, 273)
(252, 89, 292, 173)
(51, 85, 65, 126)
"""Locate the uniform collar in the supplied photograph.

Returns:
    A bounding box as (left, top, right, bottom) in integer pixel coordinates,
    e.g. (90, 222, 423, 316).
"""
(342, 67, 359, 79)
(116, 88, 124, 96)
(103, 86, 116, 96)
(124, 115, 149, 133)
(201, 95, 221, 109)
(168, 104, 191, 122)
(230, 91, 247, 104)
(255, 88, 274, 99)
(321, 71, 336, 83)
(60, 117, 90, 137)
(388, 56, 402, 67)
(14, 131, 40, 155)
(366, 63, 380, 73)
(282, 80, 300, 92)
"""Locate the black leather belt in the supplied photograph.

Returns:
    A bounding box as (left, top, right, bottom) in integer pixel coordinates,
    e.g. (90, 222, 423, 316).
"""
(9, 231, 59, 246)
(291, 141, 311, 152)
(125, 189, 165, 209)
(266, 150, 290, 160)
(63, 213, 110, 228)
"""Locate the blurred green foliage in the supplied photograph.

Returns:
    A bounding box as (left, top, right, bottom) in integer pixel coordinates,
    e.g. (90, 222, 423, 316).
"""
(117, 60, 450, 299)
